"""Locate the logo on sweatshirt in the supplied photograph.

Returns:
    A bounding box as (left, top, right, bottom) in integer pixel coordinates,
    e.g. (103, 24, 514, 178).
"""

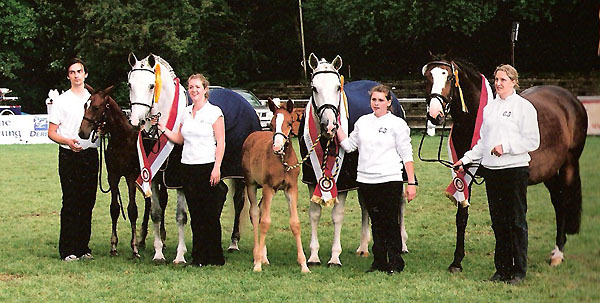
(502, 111, 512, 117)
(378, 127, 388, 134)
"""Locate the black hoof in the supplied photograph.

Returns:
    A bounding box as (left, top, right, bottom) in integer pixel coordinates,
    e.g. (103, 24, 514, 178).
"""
(448, 265, 463, 273)
(110, 250, 118, 257)
(227, 248, 240, 253)
(307, 261, 321, 267)
(153, 258, 167, 265)
(327, 263, 342, 268)
(131, 252, 141, 259)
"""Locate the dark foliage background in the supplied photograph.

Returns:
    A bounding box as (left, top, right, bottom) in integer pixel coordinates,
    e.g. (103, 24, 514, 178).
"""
(1, 0, 598, 113)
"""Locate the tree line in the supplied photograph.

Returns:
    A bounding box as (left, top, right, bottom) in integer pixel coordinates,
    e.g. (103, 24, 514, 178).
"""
(1, 0, 597, 113)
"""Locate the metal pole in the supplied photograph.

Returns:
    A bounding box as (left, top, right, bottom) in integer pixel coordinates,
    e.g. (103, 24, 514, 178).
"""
(299, 0, 307, 80)
(511, 22, 519, 67)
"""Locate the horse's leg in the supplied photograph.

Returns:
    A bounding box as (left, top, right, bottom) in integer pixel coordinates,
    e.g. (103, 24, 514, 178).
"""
(126, 176, 140, 259)
(139, 196, 151, 250)
(307, 184, 322, 266)
(158, 181, 168, 246)
(228, 178, 246, 252)
(284, 186, 310, 273)
(257, 187, 274, 269)
(356, 189, 371, 257)
(328, 191, 346, 267)
(449, 203, 469, 273)
(247, 183, 262, 272)
(173, 189, 188, 264)
(108, 175, 121, 257)
(544, 173, 566, 266)
(150, 180, 166, 263)
(399, 194, 409, 253)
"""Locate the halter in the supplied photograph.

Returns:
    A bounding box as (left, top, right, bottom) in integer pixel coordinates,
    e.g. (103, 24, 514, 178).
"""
(310, 70, 341, 120)
(272, 131, 289, 156)
(128, 68, 156, 110)
(423, 61, 456, 117)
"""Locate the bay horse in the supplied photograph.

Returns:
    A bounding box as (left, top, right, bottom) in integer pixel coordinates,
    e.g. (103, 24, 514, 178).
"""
(78, 86, 188, 262)
(299, 53, 409, 267)
(422, 57, 587, 272)
(127, 53, 260, 257)
(242, 98, 310, 273)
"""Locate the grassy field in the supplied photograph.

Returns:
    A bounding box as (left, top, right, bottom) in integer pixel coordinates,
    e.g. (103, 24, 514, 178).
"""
(0, 135, 598, 302)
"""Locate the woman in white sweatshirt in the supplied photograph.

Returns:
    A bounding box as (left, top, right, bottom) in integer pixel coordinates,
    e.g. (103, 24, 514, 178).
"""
(337, 84, 416, 274)
(454, 64, 540, 285)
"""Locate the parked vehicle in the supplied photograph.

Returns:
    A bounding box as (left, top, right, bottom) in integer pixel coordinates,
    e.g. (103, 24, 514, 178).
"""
(232, 89, 273, 130)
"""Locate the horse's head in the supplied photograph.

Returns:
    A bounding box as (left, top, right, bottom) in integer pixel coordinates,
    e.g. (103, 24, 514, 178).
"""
(268, 97, 295, 155)
(79, 86, 114, 139)
(127, 52, 161, 129)
(307, 53, 343, 139)
(422, 57, 456, 125)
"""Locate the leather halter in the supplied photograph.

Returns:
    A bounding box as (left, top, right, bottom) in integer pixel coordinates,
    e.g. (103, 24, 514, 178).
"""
(423, 60, 457, 116)
(128, 68, 155, 110)
(310, 70, 341, 120)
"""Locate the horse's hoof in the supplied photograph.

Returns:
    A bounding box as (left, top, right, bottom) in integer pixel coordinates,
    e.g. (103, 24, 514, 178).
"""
(401, 250, 409, 255)
(131, 252, 141, 259)
(153, 258, 167, 265)
(549, 256, 563, 267)
(110, 250, 118, 257)
(448, 265, 463, 273)
(227, 247, 240, 253)
(307, 261, 321, 267)
(301, 267, 311, 273)
(173, 260, 187, 266)
(356, 251, 370, 258)
(327, 263, 342, 268)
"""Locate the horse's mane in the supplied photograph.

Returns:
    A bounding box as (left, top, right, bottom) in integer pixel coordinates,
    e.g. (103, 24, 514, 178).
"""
(430, 53, 481, 81)
(140, 55, 177, 79)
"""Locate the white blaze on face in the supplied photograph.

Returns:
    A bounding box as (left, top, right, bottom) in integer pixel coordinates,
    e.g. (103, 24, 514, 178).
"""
(273, 113, 285, 152)
(428, 67, 449, 118)
(128, 68, 155, 127)
(311, 72, 340, 136)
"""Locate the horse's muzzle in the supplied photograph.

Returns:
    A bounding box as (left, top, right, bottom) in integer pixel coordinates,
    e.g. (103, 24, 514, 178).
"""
(427, 112, 444, 126)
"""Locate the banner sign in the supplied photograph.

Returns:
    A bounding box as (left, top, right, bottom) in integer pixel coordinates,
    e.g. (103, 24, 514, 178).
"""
(0, 115, 52, 144)
(580, 96, 600, 135)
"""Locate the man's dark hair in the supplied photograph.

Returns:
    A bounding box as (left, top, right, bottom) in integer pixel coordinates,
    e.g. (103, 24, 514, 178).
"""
(66, 57, 86, 75)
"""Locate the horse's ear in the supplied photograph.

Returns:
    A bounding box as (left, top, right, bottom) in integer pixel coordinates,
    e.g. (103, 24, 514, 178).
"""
(85, 83, 95, 94)
(332, 55, 343, 71)
(128, 52, 138, 68)
(308, 53, 319, 71)
(286, 98, 294, 113)
(103, 85, 114, 96)
(267, 97, 277, 113)
(428, 50, 434, 59)
(147, 54, 156, 68)
(422, 64, 428, 76)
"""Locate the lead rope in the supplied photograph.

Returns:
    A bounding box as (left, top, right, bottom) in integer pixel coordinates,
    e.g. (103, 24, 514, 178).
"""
(279, 132, 322, 171)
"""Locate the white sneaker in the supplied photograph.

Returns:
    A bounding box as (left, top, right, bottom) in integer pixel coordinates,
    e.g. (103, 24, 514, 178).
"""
(63, 254, 80, 262)
(80, 253, 94, 260)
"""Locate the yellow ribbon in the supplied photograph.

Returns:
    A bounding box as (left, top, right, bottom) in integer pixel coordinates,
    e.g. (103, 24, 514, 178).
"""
(154, 64, 162, 103)
(453, 68, 468, 113)
(340, 75, 348, 118)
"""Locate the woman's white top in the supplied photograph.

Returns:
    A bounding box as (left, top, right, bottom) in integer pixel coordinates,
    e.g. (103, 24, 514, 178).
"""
(180, 102, 223, 165)
(48, 89, 97, 150)
(340, 112, 413, 184)
(460, 90, 540, 169)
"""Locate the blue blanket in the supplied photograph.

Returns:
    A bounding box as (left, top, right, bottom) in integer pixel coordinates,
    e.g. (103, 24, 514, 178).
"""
(164, 88, 261, 187)
(300, 80, 406, 191)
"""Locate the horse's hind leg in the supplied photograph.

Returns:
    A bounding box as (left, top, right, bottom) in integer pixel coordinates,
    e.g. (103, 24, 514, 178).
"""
(544, 173, 567, 266)
(356, 190, 370, 257)
(109, 177, 121, 257)
(158, 181, 168, 245)
(328, 191, 346, 267)
(285, 186, 310, 273)
(173, 189, 188, 264)
(399, 194, 409, 253)
(228, 178, 246, 252)
(139, 196, 151, 250)
(126, 176, 140, 259)
(307, 184, 322, 266)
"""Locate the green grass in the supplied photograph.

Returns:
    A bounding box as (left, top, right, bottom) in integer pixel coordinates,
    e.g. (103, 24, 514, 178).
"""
(0, 136, 599, 302)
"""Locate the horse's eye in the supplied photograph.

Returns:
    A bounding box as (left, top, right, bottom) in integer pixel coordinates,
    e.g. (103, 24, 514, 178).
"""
(312, 87, 317, 93)
(92, 106, 100, 111)
(128, 82, 132, 89)
(337, 86, 341, 92)
(149, 84, 155, 89)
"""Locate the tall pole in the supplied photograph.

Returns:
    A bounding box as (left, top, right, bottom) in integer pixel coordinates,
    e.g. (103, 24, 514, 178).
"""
(511, 22, 519, 67)
(299, 0, 307, 80)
